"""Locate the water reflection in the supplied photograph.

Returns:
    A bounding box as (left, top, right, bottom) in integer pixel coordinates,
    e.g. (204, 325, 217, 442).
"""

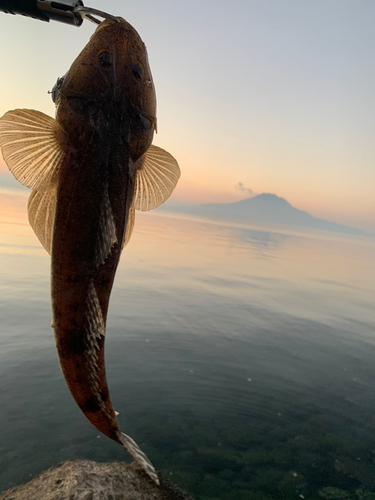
(0, 188, 43, 256)
(0, 191, 375, 499)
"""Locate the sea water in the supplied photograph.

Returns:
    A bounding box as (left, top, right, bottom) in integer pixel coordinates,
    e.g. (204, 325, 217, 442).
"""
(0, 188, 375, 500)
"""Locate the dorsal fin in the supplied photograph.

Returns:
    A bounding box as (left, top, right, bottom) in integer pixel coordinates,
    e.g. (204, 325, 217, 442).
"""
(0, 109, 65, 189)
(28, 183, 120, 259)
(133, 145, 180, 211)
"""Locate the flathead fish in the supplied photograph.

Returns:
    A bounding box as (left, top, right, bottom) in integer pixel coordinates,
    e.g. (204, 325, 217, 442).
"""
(0, 17, 180, 484)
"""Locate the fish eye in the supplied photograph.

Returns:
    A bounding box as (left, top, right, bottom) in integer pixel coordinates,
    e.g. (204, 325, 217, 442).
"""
(98, 51, 112, 67)
(49, 75, 65, 104)
(132, 63, 143, 81)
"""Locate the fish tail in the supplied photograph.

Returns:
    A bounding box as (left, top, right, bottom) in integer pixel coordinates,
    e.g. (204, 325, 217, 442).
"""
(118, 431, 159, 485)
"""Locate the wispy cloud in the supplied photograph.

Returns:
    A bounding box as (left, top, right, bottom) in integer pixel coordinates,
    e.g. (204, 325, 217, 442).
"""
(236, 182, 255, 198)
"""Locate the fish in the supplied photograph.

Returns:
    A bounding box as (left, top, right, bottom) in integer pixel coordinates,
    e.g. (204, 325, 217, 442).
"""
(0, 17, 180, 485)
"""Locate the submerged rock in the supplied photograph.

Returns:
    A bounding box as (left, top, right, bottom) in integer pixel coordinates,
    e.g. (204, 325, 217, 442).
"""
(0, 459, 194, 500)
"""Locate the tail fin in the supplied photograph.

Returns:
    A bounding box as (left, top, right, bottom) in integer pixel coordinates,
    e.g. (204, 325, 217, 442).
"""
(119, 431, 159, 485)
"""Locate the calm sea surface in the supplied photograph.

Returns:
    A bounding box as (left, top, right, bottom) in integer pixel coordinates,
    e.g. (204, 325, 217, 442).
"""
(0, 188, 375, 500)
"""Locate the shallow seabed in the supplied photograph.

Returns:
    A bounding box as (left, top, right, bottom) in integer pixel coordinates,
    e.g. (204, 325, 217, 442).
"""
(1, 189, 375, 500)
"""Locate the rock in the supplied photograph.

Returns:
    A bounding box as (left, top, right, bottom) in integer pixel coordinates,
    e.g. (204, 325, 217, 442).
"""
(0, 459, 194, 500)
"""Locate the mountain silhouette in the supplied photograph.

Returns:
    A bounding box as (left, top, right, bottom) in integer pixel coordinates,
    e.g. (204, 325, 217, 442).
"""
(164, 193, 366, 236)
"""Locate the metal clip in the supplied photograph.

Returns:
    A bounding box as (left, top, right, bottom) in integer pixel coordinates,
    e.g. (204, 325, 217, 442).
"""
(73, 6, 119, 25)
(36, 0, 84, 26)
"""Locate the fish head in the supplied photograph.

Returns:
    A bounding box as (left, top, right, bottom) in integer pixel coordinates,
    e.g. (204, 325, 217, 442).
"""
(55, 17, 156, 161)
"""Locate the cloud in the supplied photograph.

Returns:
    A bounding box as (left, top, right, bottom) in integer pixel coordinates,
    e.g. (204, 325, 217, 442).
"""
(236, 182, 253, 197)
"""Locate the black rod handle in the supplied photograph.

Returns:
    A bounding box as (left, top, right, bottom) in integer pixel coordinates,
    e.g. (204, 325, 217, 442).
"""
(0, 0, 84, 26)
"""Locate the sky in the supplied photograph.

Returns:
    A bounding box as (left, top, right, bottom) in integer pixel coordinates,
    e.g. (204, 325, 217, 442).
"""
(0, 0, 374, 231)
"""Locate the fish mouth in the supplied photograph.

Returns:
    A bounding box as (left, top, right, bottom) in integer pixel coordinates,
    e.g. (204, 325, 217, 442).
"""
(138, 111, 157, 133)
(129, 102, 157, 133)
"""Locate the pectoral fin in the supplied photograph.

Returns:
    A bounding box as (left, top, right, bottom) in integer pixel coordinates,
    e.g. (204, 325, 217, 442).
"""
(28, 186, 57, 254)
(0, 109, 65, 189)
(123, 205, 135, 249)
(133, 145, 180, 211)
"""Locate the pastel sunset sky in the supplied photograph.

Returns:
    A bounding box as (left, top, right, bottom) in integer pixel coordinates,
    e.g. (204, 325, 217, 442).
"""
(0, 0, 374, 231)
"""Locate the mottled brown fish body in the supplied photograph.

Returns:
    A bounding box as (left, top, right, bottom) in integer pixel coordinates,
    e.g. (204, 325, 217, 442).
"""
(51, 18, 156, 442)
(0, 15, 180, 485)
(51, 139, 130, 442)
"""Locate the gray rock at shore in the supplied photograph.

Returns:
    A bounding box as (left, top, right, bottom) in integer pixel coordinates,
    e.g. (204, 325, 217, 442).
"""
(0, 459, 194, 500)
